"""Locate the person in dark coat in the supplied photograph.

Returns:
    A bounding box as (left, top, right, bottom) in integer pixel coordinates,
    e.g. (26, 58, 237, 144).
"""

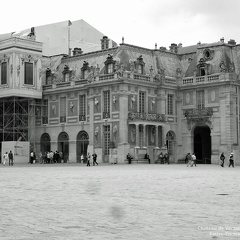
(220, 153, 225, 167)
(126, 153, 132, 164)
(8, 150, 14, 166)
(92, 153, 98, 166)
(144, 153, 151, 164)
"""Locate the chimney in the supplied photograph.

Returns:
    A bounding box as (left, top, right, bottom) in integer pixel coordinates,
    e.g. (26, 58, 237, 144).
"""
(178, 43, 182, 48)
(101, 36, 109, 50)
(72, 48, 83, 56)
(228, 39, 236, 45)
(159, 46, 166, 51)
(220, 37, 224, 43)
(169, 43, 178, 53)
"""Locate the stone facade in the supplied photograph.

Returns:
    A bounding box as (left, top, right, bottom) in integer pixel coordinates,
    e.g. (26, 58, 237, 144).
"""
(0, 32, 240, 165)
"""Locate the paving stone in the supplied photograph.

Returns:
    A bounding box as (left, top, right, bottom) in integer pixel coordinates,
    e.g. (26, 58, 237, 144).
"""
(0, 163, 239, 239)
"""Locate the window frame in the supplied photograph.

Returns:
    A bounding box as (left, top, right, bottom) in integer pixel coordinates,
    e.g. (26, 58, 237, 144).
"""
(24, 62, 34, 85)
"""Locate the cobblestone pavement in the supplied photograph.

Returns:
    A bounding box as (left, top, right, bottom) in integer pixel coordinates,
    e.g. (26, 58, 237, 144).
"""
(0, 163, 240, 240)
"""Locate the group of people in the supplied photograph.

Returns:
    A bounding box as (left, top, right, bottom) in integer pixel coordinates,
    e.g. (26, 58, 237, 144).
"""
(185, 153, 197, 167)
(40, 151, 63, 164)
(157, 152, 170, 164)
(2, 150, 14, 166)
(219, 152, 234, 167)
(84, 152, 98, 166)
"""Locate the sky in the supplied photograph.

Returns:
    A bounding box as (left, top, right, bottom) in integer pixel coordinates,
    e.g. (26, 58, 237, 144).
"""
(1, 0, 240, 49)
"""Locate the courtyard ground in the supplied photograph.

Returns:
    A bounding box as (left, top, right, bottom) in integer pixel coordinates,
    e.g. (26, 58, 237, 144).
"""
(0, 163, 239, 240)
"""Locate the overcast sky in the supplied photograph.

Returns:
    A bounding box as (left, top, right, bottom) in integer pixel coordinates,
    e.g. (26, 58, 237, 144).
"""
(1, 0, 240, 49)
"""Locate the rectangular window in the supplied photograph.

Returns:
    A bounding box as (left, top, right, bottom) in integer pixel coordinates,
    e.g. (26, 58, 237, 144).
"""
(138, 65, 143, 74)
(104, 125, 110, 155)
(64, 73, 70, 82)
(24, 62, 33, 85)
(103, 90, 110, 112)
(197, 90, 204, 109)
(79, 94, 86, 121)
(107, 64, 113, 74)
(43, 100, 48, 116)
(1, 62, 7, 85)
(60, 97, 66, 122)
(42, 99, 48, 124)
(139, 91, 145, 113)
(167, 94, 174, 115)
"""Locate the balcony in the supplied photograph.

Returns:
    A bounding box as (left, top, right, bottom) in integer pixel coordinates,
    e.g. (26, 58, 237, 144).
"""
(128, 112, 166, 122)
(182, 73, 237, 86)
(184, 108, 213, 122)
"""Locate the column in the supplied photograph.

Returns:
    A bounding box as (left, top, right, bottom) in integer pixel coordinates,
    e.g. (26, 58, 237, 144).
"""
(155, 125, 159, 148)
(143, 124, 146, 148)
(135, 124, 140, 148)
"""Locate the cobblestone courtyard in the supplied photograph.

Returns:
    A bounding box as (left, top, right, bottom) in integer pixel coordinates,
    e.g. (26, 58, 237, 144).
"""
(0, 163, 239, 240)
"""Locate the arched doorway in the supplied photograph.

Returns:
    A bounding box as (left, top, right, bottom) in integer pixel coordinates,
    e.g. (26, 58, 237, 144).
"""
(166, 131, 175, 162)
(40, 133, 51, 154)
(58, 132, 69, 163)
(76, 131, 89, 163)
(194, 125, 211, 163)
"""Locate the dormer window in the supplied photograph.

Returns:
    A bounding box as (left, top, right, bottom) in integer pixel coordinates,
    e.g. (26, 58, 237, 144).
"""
(104, 54, 115, 74)
(107, 63, 113, 74)
(46, 68, 52, 85)
(196, 58, 209, 77)
(81, 61, 90, 79)
(137, 65, 143, 74)
(62, 65, 71, 82)
(134, 55, 145, 74)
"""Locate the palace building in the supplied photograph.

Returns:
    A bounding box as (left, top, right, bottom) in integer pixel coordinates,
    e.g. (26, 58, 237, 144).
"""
(0, 21, 239, 165)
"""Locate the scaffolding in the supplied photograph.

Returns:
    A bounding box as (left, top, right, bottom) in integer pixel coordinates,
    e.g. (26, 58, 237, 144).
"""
(0, 97, 46, 150)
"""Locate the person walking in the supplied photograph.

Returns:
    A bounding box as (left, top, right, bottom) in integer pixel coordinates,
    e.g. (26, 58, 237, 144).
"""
(92, 152, 98, 166)
(220, 153, 225, 167)
(191, 153, 197, 167)
(228, 152, 234, 167)
(87, 153, 91, 166)
(2, 152, 8, 166)
(8, 150, 14, 166)
(186, 153, 192, 167)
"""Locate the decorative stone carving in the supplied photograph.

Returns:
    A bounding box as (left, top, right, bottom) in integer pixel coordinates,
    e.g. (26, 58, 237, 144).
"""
(113, 125, 118, 141)
(70, 101, 74, 113)
(95, 126, 99, 142)
(131, 95, 136, 109)
(51, 104, 56, 115)
(151, 98, 156, 111)
(229, 61, 235, 72)
(154, 68, 165, 84)
(131, 125, 136, 142)
(220, 61, 227, 72)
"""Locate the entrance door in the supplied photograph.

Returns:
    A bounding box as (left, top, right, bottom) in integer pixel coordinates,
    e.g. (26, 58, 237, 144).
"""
(103, 125, 110, 163)
(194, 125, 211, 163)
(40, 133, 51, 154)
(76, 131, 89, 163)
(58, 132, 69, 163)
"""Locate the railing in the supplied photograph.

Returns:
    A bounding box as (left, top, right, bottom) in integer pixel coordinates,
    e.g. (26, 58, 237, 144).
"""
(134, 73, 150, 81)
(128, 112, 166, 122)
(56, 82, 71, 88)
(182, 74, 220, 85)
(184, 107, 213, 121)
(99, 73, 115, 81)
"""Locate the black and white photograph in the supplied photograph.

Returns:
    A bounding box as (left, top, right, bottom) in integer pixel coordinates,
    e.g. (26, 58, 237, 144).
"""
(0, 0, 240, 239)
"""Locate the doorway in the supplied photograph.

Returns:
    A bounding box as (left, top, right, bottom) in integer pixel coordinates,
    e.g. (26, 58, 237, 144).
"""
(76, 131, 89, 163)
(58, 132, 69, 163)
(194, 125, 211, 163)
(40, 133, 51, 154)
